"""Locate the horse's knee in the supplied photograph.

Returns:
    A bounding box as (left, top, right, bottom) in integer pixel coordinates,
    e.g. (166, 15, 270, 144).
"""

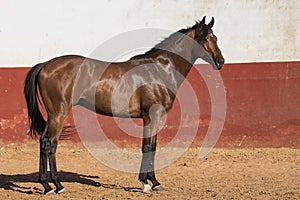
(142, 144, 156, 153)
(142, 144, 151, 153)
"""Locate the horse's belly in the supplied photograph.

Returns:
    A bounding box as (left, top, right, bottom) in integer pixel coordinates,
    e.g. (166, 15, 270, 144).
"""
(93, 92, 141, 118)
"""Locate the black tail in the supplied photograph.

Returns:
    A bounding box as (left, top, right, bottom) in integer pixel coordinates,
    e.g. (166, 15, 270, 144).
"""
(24, 63, 46, 137)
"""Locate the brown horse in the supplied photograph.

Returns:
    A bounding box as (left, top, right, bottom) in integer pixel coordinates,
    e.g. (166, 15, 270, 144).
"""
(24, 16, 224, 194)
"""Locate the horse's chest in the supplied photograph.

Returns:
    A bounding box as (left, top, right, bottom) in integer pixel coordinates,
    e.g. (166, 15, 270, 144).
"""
(140, 86, 175, 113)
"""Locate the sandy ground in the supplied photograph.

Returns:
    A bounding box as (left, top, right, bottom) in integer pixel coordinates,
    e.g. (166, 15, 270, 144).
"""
(0, 141, 299, 200)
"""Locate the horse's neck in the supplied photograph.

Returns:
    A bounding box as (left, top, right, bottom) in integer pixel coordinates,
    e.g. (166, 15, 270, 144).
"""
(172, 54, 193, 77)
(131, 36, 195, 90)
(163, 35, 195, 78)
(161, 44, 194, 77)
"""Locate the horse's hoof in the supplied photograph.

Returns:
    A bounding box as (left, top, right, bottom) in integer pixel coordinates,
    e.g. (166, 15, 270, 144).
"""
(152, 185, 164, 191)
(142, 184, 153, 193)
(45, 189, 56, 195)
(139, 180, 153, 193)
(57, 188, 66, 194)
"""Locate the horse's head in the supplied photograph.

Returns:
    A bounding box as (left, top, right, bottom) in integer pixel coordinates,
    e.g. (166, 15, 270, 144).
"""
(192, 16, 225, 70)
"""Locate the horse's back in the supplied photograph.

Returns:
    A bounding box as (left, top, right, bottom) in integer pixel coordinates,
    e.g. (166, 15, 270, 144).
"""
(38, 55, 101, 112)
(37, 55, 134, 115)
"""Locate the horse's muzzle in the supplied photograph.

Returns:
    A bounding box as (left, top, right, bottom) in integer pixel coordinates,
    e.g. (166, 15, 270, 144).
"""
(216, 57, 225, 69)
(213, 57, 225, 70)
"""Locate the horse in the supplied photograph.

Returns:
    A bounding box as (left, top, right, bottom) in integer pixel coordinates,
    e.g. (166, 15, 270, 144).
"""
(24, 16, 224, 194)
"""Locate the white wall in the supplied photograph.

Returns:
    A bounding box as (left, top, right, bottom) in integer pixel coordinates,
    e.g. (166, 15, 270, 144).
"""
(0, 0, 299, 67)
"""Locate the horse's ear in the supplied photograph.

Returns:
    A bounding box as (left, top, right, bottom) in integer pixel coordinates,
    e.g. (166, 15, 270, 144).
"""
(195, 16, 206, 32)
(208, 17, 214, 28)
(200, 16, 206, 25)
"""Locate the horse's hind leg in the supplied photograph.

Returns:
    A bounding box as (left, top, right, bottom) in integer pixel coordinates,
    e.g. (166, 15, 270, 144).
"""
(48, 114, 69, 193)
(39, 123, 54, 194)
(39, 113, 69, 194)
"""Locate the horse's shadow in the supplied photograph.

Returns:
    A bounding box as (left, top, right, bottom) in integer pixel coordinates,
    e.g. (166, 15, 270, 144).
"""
(0, 171, 142, 194)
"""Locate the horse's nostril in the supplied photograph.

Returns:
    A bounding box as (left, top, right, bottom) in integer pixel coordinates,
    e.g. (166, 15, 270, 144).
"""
(216, 58, 224, 67)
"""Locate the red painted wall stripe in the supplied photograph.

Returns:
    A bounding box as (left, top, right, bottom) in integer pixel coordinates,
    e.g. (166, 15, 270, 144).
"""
(0, 62, 299, 148)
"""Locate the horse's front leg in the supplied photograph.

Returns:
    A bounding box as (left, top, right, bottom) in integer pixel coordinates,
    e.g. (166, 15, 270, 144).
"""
(139, 109, 164, 192)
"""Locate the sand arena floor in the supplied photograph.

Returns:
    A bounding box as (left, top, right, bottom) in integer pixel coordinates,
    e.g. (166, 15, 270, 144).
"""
(0, 141, 299, 199)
